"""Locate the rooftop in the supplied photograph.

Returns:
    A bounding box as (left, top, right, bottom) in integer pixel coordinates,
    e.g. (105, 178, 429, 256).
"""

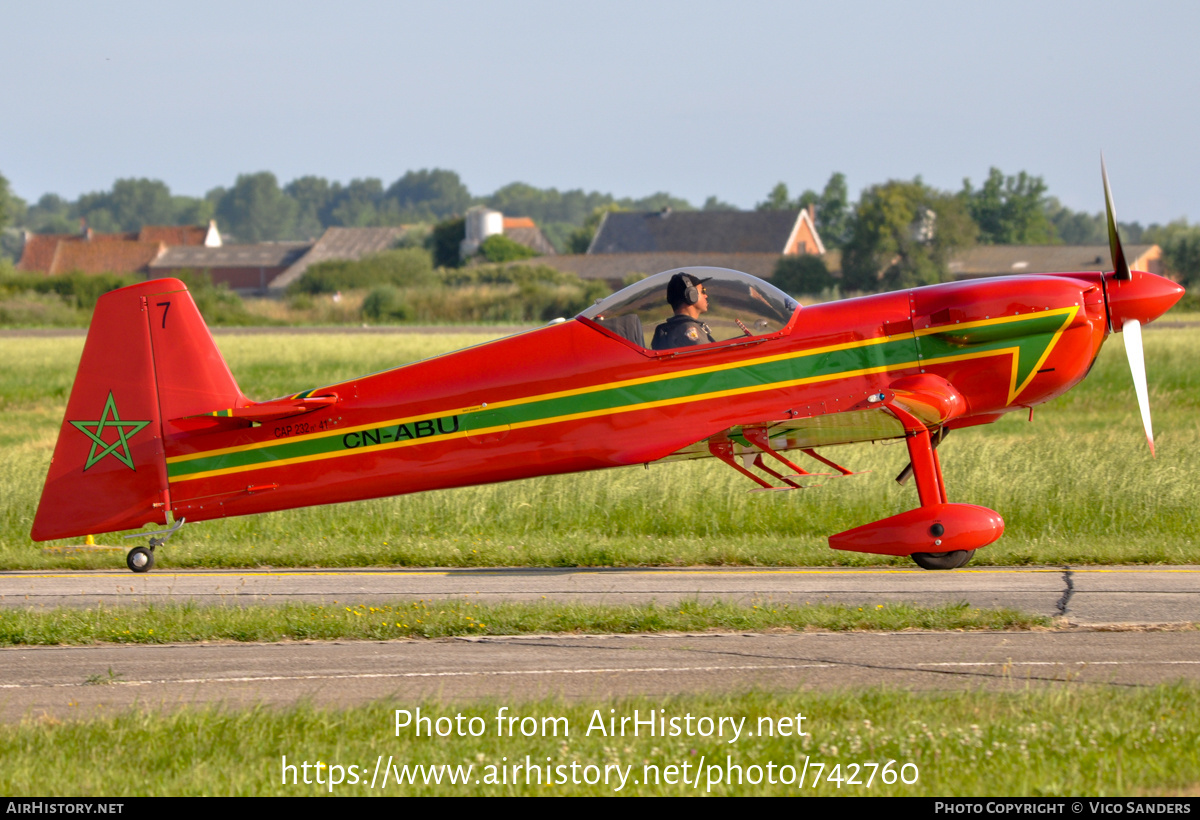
(948, 244, 1161, 277)
(151, 243, 311, 270)
(269, 226, 409, 290)
(589, 210, 815, 255)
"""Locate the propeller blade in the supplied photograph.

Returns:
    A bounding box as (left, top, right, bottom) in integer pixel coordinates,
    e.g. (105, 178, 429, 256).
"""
(1123, 318, 1155, 457)
(1102, 155, 1132, 281)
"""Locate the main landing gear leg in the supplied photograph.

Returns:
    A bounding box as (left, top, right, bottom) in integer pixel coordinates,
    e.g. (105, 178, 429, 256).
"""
(123, 517, 185, 574)
(891, 407, 969, 570)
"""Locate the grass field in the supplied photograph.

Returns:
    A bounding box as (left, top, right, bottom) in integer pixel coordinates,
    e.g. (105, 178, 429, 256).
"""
(0, 599, 1046, 646)
(2, 324, 1198, 570)
(3, 687, 1198, 796)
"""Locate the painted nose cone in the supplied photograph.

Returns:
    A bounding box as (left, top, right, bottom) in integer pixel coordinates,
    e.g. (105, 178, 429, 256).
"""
(1107, 271, 1186, 331)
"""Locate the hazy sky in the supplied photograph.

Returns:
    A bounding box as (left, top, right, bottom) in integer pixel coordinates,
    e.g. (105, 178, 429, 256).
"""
(3, 0, 1197, 224)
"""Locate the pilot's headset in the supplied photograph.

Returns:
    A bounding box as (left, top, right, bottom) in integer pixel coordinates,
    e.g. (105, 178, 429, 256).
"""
(670, 273, 711, 307)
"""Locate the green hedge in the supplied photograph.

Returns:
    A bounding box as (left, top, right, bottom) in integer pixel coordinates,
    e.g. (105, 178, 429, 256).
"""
(288, 248, 437, 294)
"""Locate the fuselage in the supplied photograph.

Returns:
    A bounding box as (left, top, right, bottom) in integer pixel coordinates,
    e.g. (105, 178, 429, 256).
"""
(161, 270, 1123, 525)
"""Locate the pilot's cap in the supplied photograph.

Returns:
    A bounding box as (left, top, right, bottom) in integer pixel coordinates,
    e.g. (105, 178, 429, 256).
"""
(667, 272, 712, 307)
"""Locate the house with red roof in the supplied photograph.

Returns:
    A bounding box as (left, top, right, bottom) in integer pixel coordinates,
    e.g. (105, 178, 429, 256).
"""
(16, 221, 221, 275)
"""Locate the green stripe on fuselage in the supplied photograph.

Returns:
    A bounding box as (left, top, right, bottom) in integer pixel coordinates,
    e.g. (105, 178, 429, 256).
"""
(916, 311, 1072, 390)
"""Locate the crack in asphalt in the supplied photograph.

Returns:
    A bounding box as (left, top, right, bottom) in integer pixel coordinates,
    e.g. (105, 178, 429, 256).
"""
(477, 636, 1149, 689)
(1056, 566, 1076, 616)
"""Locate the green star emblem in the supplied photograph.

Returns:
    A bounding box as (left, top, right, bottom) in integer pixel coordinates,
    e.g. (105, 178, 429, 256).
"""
(70, 392, 151, 471)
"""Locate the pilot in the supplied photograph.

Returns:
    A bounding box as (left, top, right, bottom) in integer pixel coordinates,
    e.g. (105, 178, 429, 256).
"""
(651, 272, 715, 350)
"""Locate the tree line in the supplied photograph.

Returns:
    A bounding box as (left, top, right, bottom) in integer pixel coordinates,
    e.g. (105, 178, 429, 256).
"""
(1, 167, 1197, 289)
(755, 170, 1198, 289)
(0, 168, 690, 256)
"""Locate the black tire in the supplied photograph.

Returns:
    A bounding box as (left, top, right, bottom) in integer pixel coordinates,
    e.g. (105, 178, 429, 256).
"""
(911, 550, 971, 570)
(127, 547, 155, 573)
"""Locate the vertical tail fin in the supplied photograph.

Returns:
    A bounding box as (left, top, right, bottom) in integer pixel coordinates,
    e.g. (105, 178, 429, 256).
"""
(31, 279, 245, 541)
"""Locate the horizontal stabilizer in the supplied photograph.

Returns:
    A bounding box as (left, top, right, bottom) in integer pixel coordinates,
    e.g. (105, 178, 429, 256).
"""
(174, 395, 338, 429)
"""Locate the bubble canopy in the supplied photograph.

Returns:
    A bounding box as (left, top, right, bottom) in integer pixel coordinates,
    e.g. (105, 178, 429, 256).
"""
(578, 267, 800, 350)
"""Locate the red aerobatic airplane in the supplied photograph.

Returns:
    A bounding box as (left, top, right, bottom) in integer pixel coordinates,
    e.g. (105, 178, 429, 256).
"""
(31, 164, 1184, 572)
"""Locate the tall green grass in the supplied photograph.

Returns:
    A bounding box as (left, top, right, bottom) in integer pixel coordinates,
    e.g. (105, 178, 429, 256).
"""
(3, 328, 1198, 569)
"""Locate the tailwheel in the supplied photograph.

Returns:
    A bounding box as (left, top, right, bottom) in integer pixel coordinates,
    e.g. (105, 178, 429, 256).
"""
(122, 517, 185, 573)
(127, 546, 155, 573)
(911, 550, 972, 571)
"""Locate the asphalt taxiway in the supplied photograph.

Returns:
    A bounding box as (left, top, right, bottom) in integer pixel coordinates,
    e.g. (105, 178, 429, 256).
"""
(1, 566, 1196, 720)
(2, 565, 1197, 623)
